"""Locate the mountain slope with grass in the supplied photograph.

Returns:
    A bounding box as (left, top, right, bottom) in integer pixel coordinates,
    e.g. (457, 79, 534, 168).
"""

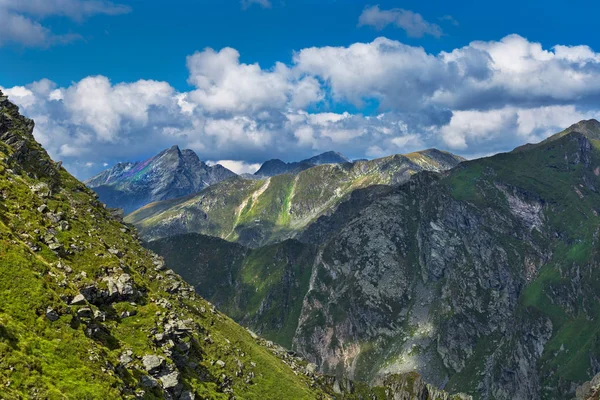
(0, 91, 471, 400)
(149, 119, 600, 400)
(127, 149, 463, 247)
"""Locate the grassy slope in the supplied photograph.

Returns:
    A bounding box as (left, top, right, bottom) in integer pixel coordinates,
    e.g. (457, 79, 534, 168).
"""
(0, 103, 329, 400)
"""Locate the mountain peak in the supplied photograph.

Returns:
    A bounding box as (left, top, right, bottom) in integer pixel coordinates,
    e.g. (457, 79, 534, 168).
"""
(514, 119, 600, 153)
(564, 118, 600, 137)
(302, 151, 350, 165)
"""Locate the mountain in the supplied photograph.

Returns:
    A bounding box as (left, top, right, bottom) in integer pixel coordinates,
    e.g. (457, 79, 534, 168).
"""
(254, 151, 350, 177)
(126, 149, 464, 247)
(85, 146, 236, 214)
(0, 91, 474, 399)
(147, 120, 600, 399)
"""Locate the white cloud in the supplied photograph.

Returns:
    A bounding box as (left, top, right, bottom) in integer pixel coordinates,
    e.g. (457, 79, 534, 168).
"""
(440, 105, 599, 153)
(208, 160, 261, 175)
(358, 5, 443, 38)
(4, 34, 600, 178)
(187, 47, 322, 114)
(0, 0, 129, 47)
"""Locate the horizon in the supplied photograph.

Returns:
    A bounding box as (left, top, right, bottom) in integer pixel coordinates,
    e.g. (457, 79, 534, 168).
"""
(62, 117, 600, 178)
(3, 0, 600, 179)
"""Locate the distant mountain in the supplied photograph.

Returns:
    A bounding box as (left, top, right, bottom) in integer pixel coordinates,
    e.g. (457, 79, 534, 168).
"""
(254, 151, 350, 177)
(85, 145, 236, 214)
(148, 119, 600, 400)
(126, 148, 464, 247)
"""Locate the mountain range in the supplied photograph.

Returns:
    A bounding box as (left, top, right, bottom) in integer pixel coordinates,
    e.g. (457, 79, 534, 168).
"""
(145, 119, 600, 399)
(125, 149, 464, 247)
(254, 151, 351, 177)
(0, 91, 475, 398)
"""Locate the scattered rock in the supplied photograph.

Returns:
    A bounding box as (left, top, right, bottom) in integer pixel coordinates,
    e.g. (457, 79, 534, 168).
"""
(70, 294, 86, 305)
(45, 307, 59, 321)
(216, 360, 226, 368)
(76, 307, 94, 319)
(119, 350, 133, 366)
(179, 390, 195, 400)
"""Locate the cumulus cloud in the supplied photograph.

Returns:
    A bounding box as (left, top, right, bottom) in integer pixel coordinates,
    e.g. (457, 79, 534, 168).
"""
(4, 34, 600, 178)
(186, 47, 322, 114)
(0, 0, 130, 47)
(358, 5, 443, 38)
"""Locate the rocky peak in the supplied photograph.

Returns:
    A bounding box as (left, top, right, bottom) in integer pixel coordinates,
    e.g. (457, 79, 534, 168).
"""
(85, 145, 236, 213)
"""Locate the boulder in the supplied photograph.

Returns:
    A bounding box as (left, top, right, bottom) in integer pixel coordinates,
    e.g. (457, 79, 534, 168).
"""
(142, 355, 164, 373)
(159, 371, 180, 389)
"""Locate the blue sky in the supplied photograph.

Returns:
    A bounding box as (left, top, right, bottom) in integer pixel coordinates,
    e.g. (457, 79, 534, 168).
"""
(2, 0, 600, 177)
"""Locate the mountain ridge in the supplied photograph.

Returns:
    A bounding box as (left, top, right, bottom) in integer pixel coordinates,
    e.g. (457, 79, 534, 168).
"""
(126, 148, 464, 247)
(254, 151, 351, 177)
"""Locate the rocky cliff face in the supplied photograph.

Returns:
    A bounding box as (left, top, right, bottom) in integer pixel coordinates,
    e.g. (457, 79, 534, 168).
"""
(85, 146, 236, 214)
(127, 149, 463, 247)
(0, 90, 472, 399)
(150, 121, 600, 399)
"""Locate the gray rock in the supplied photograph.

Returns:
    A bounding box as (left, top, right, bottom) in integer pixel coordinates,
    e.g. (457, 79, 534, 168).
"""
(70, 294, 86, 305)
(159, 371, 180, 389)
(45, 307, 59, 321)
(116, 274, 134, 296)
(215, 360, 226, 368)
(108, 248, 122, 258)
(179, 390, 195, 400)
(119, 350, 133, 365)
(140, 374, 158, 388)
(76, 307, 93, 319)
(37, 204, 48, 213)
(142, 355, 164, 373)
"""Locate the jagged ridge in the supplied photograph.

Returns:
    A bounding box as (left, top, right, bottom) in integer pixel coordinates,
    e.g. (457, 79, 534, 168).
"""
(126, 148, 463, 247)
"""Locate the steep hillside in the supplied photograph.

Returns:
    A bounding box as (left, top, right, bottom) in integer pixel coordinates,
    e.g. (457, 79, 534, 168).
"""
(127, 149, 463, 247)
(150, 121, 600, 399)
(85, 146, 236, 214)
(254, 151, 350, 177)
(146, 234, 316, 350)
(0, 91, 471, 400)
